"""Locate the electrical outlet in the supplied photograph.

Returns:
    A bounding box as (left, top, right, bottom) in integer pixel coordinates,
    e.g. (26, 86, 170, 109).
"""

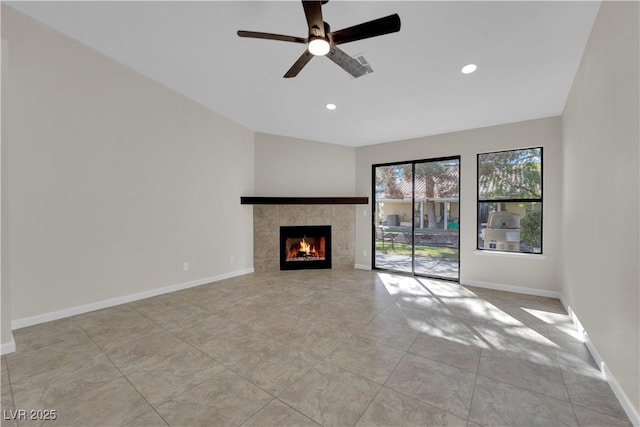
(182, 262, 189, 272)
(363, 249, 367, 257)
(362, 208, 367, 217)
(230, 254, 235, 263)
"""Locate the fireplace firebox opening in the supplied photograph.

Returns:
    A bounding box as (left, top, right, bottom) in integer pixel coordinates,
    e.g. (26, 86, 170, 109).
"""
(280, 225, 332, 270)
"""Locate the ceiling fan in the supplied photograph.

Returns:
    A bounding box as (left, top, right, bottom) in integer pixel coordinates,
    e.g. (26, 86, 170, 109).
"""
(237, 0, 401, 78)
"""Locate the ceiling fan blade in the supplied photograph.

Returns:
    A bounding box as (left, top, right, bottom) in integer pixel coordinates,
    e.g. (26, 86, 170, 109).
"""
(327, 46, 368, 78)
(284, 50, 314, 78)
(302, 1, 326, 38)
(237, 31, 307, 44)
(330, 14, 401, 45)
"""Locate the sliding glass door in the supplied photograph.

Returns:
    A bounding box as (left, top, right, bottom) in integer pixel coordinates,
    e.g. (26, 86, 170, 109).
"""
(372, 157, 460, 281)
(373, 162, 414, 274)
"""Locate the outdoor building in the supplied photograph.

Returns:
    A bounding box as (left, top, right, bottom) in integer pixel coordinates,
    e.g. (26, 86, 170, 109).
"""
(375, 177, 460, 230)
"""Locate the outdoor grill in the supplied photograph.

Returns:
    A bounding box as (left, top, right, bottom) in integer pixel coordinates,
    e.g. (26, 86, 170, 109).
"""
(481, 211, 521, 251)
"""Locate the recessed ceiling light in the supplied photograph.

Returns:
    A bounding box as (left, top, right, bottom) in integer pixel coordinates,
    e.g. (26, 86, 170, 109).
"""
(326, 103, 337, 110)
(461, 63, 477, 74)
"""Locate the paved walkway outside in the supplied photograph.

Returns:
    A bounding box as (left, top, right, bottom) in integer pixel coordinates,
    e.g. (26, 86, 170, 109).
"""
(375, 254, 458, 279)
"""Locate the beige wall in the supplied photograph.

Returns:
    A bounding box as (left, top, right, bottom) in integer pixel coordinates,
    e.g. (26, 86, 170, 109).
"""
(2, 7, 255, 323)
(561, 0, 639, 415)
(377, 203, 412, 225)
(356, 117, 563, 291)
(1, 4, 12, 350)
(254, 132, 356, 197)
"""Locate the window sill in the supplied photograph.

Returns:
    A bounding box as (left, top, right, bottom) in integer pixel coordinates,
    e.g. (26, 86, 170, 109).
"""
(473, 250, 546, 260)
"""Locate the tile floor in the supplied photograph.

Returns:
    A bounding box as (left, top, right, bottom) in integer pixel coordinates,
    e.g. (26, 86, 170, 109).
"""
(0, 269, 632, 427)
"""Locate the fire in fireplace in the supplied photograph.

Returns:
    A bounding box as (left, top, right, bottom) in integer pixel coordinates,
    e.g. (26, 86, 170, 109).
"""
(287, 237, 323, 260)
(280, 225, 332, 270)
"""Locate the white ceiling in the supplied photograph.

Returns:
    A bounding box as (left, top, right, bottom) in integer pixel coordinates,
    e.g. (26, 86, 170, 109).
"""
(7, 1, 601, 147)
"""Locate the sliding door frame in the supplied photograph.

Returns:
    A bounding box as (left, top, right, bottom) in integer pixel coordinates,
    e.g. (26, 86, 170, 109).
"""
(371, 155, 461, 282)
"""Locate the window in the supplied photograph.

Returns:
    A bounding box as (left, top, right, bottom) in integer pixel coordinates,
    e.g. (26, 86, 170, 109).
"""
(477, 147, 542, 254)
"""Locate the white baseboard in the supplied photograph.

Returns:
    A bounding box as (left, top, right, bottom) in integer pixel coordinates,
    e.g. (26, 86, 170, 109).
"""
(11, 268, 254, 331)
(354, 264, 372, 270)
(470, 282, 638, 425)
(0, 333, 15, 355)
(558, 294, 588, 348)
(558, 295, 639, 426)
(461, 279, 562, 299)
(602, 362, 640, 426)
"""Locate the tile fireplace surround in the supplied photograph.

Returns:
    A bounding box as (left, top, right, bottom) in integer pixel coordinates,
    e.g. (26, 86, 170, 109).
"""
(252, 204, 356, 272)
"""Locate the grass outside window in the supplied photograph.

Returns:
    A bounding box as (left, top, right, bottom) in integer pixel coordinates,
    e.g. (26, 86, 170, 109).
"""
(375, 241, 458, 261)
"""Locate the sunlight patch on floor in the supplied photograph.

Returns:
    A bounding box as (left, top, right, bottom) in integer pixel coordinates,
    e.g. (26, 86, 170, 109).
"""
(522, 307, 584, 342)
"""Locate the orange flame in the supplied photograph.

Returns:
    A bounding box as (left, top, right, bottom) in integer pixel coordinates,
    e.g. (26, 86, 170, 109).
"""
(287, 237, 319, 260)
(299, 238, 313, 255)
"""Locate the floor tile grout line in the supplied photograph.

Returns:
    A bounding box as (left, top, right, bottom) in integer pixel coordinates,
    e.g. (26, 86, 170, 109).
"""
(558, 354, 582, 426)
(274, 397, 324, 427)
(351, 381, 385, 427)
(223, 354, 321, 401)
(558, 362, 629, 422)
(404, 346, 481, 376)
(381, 351, 473, 422)
(570, 401, 634, 424)
(371, 383, 469, 425)
(353, 328, 421, 353)
(231, 357, 326, 425)
(467, 366, 480, 423)
(6, 323, 101, 366)
(475, 347, 573, 403)
(380, 350, 408, 389)
(3, 358, 18, 427)
(74, 308, 172, 354)
(568, 398, 582, 427)
(474, 372, 576, 404)
(236, 396, 277, 427)
(320, 346, 404, 386)
(7, 325, 125, 411)
(77, 325, 172, 427)
(352, 342, 415, 426)
(277, 359, 374, 427)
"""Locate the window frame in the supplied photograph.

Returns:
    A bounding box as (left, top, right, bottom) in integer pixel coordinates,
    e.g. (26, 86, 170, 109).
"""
(476, 147, 543, 254)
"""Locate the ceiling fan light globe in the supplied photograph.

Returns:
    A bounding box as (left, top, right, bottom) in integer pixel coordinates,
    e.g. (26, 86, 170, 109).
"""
(461, 63, 477, 74)
(308, 38, 330, 56)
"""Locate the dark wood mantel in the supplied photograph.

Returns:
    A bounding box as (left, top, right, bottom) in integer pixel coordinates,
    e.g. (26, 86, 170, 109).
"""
(241, 196, 368, 205)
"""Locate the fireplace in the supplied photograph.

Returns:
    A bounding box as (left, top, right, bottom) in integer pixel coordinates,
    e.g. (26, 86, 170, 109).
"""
(280, 225, 332, 270)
